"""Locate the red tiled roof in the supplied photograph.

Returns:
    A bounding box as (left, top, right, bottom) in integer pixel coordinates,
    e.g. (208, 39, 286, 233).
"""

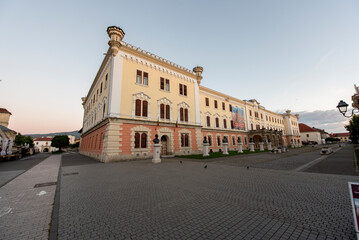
(298, 123, 318, 132)
(329, 132, 350, 138)
(34, 137, 53, 141)
(0, 108, 11, 115)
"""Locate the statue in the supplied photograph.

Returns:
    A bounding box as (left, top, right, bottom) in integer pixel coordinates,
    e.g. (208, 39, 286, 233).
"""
(1, 138, 8, 156)
(203, 136, 208, 143)
(237, 136, 241, 143)
(7, 139, 13, 155)
(153, 134, 160, 144)
(223, 136, 228, 143)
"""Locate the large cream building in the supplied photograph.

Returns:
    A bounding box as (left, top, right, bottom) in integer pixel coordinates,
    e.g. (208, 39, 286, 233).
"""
(80, 26, 301, 162)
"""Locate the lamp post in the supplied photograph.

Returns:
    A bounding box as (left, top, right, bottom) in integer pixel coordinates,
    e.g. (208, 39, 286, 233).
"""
(336, 100, 359, 118)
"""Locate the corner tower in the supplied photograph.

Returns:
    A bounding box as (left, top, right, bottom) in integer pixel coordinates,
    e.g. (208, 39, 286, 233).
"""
(107, 26, 125, 56)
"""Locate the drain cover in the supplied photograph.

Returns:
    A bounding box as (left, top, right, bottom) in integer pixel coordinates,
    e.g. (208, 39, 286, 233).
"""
(63, 172, 79, 176)
(34, 182, 57, 188)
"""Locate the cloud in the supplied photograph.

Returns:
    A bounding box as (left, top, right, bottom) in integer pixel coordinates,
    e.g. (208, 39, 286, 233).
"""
(315, 48, 337, 69)
(293, 109, 349, 133)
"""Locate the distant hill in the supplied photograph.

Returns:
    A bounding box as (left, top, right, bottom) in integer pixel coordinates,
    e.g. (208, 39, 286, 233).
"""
(25, 130, 81, 139)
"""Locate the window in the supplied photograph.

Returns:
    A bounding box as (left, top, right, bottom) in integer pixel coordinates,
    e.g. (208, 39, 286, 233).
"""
(232, 136, 236, 146)
(208, 135, 212, 146)
(103, 103, 106, 118)
(160, 104, 170, 120)
(306, 134, 309, 137)
(142, 101, 148, 117)
(261, 113, 263, 119)
(266, 116, 268, 121)
(135, 99, 148, 117)
(249, 110, 252, 116)
(181, 133, 189, 147)
(214, 100, 218, 109)
(222, 102, 225, 110)
(217, 136, 221, 146)
(231, 120, 234, 129)
(160, 78, 170, 91)
(223, 119, 227, 129)
(135, 99, 141, 116)
(100, 82, 103, 94)
(105, 74, 108, 89)
(136, 70, 149, 86)
(180, 108, 189, 122)
(229, 104, 232, 112)
(215, 118, 219, 128)
(251, 123, 253, 130)
(206, 116, 210, 127)
(135, 132, 147, 148)
(205, 97, 209, 106)
(179, 84, 187, 96)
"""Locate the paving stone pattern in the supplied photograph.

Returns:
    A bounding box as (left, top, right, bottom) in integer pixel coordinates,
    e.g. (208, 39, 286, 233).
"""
(59, 153, 357, 239)
(0, 155, 61, 240)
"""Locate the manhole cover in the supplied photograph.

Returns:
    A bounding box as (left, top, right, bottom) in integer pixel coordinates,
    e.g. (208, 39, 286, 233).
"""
(34, 182, 57, 188)
(63, 172, 79, 176)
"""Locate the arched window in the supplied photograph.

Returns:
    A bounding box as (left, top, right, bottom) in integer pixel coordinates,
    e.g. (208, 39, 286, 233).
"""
(160, 104, 165, 119)
(103, 103, 106, 118)
(180, 108, 184, 121)
(142, 101, 148, 117)
(208, 135, 212, 146)
(206, 116, 210, 127)
(231, 120, 234, 129)
(217, 136, 221, 146)
(216, 118, 219, 128)
(135, 99, 141, 116)
(166, 105, 170, 119)
(223, 119, 227, 129)
(141, 133, 147, 148)
(232, 136, 236, 146)
(181, 133, 189, 147)
(134, 133, 140, 148)
(184, 109, 188, 122)
(180, 108, 189, 122)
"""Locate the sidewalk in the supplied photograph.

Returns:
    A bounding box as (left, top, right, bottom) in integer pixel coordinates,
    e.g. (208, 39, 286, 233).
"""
(0, 155, 61, 240)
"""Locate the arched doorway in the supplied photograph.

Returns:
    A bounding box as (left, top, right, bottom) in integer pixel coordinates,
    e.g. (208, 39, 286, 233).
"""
(43, 148, 49, 152)
(161, 135, 168, 155)
(253, 135, 262, 149)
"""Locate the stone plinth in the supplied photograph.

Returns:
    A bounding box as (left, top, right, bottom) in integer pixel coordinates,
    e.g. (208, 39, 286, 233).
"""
(238, 143, 243, 153)
(152, 143, 161, 164)
(249, 143, 255, 152)
(203, 142, 209, 157)
(223, 143, 229, 155)
(259, 142, 264, 151)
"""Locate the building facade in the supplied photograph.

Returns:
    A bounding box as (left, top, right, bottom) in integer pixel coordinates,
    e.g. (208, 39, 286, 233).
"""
(329, 132, 350, 143)
(33, 137, 58, 152)
(299, 123, 326, 144)
(80, 26, 301, 162)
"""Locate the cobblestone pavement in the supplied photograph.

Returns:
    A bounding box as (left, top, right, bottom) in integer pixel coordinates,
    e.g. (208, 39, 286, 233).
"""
(0, 155, 61, 240)
(58, 152, 358, 239)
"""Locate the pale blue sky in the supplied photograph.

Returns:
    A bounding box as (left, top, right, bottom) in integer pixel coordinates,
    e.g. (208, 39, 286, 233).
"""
(1, 0, 358, 134)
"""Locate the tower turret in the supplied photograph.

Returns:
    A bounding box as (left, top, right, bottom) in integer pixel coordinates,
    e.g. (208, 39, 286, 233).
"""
(107, 26, 125, 56)
(193, 66, 203, 85)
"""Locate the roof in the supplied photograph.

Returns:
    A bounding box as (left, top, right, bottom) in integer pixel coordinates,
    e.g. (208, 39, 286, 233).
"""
(329, 132, 350, 137)
(0, 108, 11, 115)
(34, 137, 53, 141)
(299, 123, 319, 133)
(0, 125, 16, 133)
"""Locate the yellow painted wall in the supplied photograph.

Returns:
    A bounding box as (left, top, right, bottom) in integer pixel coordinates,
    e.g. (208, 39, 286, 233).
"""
(119, 56, 197, 124)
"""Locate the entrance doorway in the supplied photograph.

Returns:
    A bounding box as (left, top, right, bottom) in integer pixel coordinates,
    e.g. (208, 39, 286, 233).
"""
(161, 135, 168, 155)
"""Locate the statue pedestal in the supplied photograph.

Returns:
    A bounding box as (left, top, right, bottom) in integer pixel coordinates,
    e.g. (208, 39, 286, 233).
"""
(277, 148, 282, 153)
(267, 142, 272, 151)
(238, 143, 243, 153)
(249, 143, 255, 152)
(282, 147, 286, 153)
(223, 143, 229, 155)
(203, 143, 209, 157)
(259, 142, 264, 151)
(291, 143, 294, 148)
(152, 143, 161, 164)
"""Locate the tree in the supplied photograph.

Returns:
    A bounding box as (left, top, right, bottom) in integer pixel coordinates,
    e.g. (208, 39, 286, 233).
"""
(14, 133, 34, 148)
(51, 135, 69, 151)
(345, 115, 359, 144)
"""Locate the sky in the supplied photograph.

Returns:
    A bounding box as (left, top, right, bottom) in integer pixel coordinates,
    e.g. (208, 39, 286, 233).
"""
(1, 0, 358, 134)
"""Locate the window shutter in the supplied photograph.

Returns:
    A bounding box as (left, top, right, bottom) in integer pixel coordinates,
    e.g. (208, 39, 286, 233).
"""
(141, 133, 147, 148)
(142, 101, 148, 117)
(135, 99, 141, 116)
(165, 105, 170, 119)
(160, 104, 165, 119)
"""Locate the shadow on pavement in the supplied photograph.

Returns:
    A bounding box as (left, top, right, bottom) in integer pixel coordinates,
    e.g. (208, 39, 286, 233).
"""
(61, 153, 101, 167)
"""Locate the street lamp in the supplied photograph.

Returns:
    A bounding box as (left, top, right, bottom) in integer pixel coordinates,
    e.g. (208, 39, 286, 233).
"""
(337, 100, 359, 118)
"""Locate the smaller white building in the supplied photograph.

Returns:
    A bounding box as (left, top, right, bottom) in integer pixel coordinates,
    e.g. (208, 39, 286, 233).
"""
(33, 137, 58, 152)
(299, 123, 325, 144)
(68, 135, 75, 145)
